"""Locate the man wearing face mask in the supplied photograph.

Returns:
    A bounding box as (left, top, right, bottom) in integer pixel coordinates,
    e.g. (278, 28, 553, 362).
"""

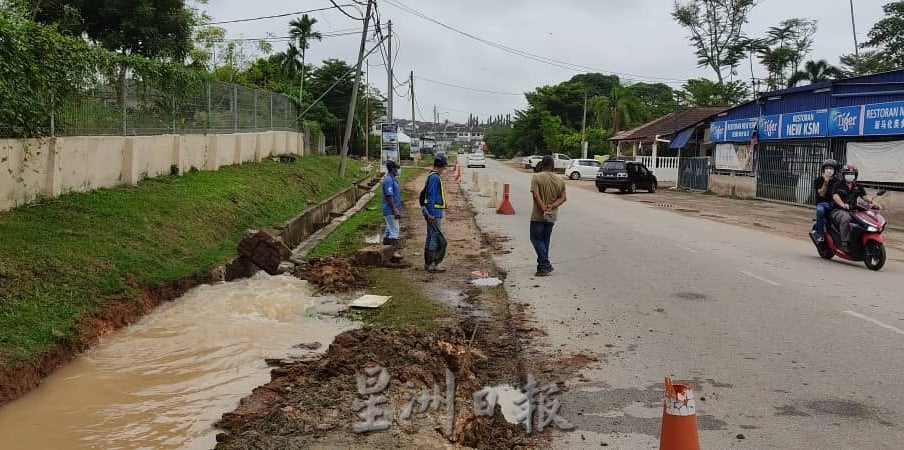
(829, 164, 874, 253)
(811, 159, 840, 243)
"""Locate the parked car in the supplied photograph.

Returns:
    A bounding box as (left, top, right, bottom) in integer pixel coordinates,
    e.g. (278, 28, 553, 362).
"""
(531, 153, 572, 172)
(595, 160, 658, 193)
(565, 159, 601, 180)
(467, 151, 486, 168)
(522, 155, 543, 169)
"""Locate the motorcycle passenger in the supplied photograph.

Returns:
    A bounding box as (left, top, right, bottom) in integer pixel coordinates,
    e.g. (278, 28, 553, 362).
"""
(811, 158, 840, 242)
(829, 164, 874, 253)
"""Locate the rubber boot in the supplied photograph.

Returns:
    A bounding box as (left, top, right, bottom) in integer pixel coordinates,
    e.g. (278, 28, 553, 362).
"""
(390, 238, 403, 262)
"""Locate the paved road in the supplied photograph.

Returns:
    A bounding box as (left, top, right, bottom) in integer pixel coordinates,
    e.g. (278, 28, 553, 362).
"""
(464, 159, 904, 449)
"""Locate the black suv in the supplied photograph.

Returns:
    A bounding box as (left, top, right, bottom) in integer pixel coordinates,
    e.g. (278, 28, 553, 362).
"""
(595, 160, 658, 193)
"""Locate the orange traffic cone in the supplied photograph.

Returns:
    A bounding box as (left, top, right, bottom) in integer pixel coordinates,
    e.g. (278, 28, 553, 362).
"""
(496, 183, 515, 215)
(659, 377, 700, 450)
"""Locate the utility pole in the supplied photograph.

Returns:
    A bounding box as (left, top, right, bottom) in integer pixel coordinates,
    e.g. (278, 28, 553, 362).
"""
(365, 60, 370, 162)
(850, 0, 860, 59)
(580, 90, 588, 159)
(339, 0, 373, 177)
(410, 70, 416, 165)
(386, 20, 393, 124)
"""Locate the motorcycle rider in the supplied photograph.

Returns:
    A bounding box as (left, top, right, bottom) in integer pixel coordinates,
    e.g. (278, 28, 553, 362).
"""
(828, 164, 875, 253)
(811, 158, 840, 242)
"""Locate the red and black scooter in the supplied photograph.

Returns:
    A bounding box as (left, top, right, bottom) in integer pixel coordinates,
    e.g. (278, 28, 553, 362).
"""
(810, 190, 888, 271)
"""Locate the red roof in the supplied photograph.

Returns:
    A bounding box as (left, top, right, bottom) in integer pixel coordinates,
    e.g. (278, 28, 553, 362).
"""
(609, 107, 727, 143)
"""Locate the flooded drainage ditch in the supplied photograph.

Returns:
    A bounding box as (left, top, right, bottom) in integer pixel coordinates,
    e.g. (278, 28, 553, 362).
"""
(0, 176, 381, 450)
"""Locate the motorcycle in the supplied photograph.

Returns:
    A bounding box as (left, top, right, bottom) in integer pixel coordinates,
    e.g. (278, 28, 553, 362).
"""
(810, 189, 888, 271)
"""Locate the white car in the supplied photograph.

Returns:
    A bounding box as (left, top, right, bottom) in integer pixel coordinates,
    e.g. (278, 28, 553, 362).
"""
(467, 152, 486, 168)
(565, 158, 602, 180)
(522, 155, 542, 169)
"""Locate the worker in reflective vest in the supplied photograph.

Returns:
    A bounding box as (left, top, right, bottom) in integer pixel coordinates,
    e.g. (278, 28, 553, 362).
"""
(421, 154, 448, 272)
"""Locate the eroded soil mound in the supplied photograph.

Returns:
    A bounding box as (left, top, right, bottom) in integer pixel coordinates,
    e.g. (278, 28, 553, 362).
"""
(214, 327, 537, 449)
(293, 257, 368, 293)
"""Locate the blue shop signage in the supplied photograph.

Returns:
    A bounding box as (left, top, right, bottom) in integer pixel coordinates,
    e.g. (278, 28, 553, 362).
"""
(780, 109, 828, 139)
(861, 100, 904, 136)
(711, 118, 758, 142)
(828, 106, 863, 137)
(757, 114, 781, 140)
(712, 99, 904, 141)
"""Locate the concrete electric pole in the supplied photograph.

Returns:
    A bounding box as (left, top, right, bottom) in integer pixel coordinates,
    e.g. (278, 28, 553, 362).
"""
(338, 0, 373, 177)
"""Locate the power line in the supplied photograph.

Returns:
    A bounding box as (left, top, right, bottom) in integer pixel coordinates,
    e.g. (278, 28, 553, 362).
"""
(207, 4, 361, 25)
(381, 0, 687, 85)
(221, 29, 364, 42)
(415, 76, 523, 96)
(328, 0, 364, 21)
(413, 95, 427, 122)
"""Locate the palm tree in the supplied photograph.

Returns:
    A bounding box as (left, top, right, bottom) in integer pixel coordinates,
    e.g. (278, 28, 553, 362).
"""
(289, 14, 323, 105)
(277, 44, 302, 81)
(604, 85, 642, 133)
(788, 60, 843, 88)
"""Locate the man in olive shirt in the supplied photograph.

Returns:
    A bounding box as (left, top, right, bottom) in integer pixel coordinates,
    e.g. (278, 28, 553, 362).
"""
(530, 155, 567, 276)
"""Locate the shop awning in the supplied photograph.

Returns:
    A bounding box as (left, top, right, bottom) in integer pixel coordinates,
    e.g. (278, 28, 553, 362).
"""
(669, 128, 694, 149)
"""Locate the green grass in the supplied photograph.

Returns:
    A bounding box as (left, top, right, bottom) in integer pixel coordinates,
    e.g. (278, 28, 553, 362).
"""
(307, 169, 420, 259)
(0, 156, 364, 365)
(357, 268, 454, 332)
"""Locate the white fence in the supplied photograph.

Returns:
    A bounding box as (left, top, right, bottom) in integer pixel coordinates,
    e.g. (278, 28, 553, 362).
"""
(637, 156, 679, 183)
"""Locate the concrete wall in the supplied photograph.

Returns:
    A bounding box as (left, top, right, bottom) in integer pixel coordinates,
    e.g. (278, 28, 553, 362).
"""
(0, 131, 303, 211)
(277, 178, 375, 249)
(709, 173, 757, 198)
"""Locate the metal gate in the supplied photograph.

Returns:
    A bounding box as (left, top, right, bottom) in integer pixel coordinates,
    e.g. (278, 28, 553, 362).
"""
(678, 157, 710, 191)
(755, 141, 841, 205)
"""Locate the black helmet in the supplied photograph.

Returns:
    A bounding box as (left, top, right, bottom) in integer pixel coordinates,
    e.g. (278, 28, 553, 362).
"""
(841, 164, 858, 179)
(821, 159, 839, 171)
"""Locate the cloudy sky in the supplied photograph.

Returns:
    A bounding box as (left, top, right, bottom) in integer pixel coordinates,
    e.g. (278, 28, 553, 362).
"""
(209, 0, 890, 124)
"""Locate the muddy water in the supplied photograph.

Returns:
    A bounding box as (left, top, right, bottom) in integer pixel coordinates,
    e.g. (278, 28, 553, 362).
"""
(0, 273, 357, 450)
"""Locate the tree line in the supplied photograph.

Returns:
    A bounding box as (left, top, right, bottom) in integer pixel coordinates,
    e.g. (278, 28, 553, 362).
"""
(1, 0, 385, 155)
(484, 0, 904, 159)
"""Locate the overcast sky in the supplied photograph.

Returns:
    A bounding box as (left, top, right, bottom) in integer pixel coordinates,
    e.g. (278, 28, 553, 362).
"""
(209, 0, 890, 124)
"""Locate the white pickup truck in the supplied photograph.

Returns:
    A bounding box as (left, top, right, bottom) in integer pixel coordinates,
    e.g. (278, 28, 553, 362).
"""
(527, 153, 572, 172)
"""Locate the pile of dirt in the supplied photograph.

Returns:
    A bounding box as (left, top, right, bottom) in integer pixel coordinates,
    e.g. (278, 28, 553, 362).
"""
(214, 327, 536, 449)
(293, 257, 368, 293)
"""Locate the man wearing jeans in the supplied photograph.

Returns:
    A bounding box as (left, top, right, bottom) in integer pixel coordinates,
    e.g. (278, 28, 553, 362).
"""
(382, 160, 403, 261)
(421, 154, 448, 272)
(530, 155, 567, 276)
(811, 158, 839, 243)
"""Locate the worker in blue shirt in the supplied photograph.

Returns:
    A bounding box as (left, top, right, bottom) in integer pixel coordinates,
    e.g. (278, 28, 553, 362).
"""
(420, 154, 448, 272)
(382, 160, 403, 261)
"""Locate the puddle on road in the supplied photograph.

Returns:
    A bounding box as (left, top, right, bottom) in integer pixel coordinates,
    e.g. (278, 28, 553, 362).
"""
(425, 288, 489, 319)
(0, 273, 357, 450)
(472, 277, 503, 287)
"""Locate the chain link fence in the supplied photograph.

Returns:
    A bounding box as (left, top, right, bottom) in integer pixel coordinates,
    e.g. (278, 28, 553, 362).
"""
(4, 77, 298, 138)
